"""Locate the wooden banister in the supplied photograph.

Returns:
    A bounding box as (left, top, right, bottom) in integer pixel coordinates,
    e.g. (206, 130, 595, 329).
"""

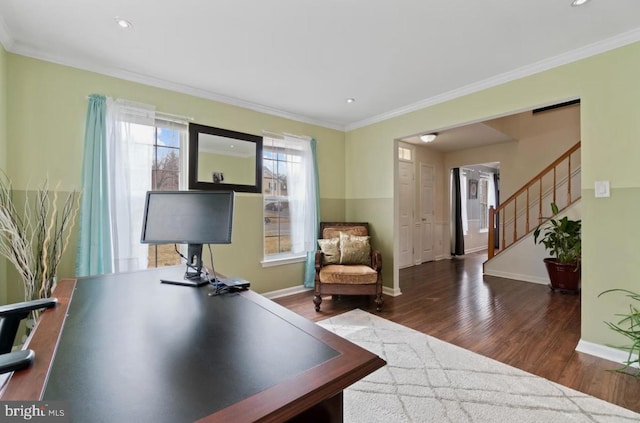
(487, 141, 581, 259)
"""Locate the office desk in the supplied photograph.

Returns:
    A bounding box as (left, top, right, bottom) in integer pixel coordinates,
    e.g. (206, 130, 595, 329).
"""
(0, 267, 385, 422)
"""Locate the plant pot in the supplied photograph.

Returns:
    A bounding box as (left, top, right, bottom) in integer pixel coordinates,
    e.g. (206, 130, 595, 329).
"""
(543, 258, 580, 294)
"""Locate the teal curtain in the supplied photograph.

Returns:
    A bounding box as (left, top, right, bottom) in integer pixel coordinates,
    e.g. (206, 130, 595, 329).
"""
(303, 138, 320, 288)
(76, 94, 112, 276)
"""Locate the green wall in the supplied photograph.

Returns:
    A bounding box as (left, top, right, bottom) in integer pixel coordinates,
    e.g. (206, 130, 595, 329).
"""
(346, 41, 640, 347)
(4, 54, 345, 295)
(0, 44, 7, 304)
(0, 45, 6, 168)
(4, 40, 640, 351)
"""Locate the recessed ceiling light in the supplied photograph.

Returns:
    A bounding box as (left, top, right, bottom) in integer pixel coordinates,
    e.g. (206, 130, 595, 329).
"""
(346, 98, 355, 104)
(571, 0, 590, 6)
(115, 17, 133, 29)
(420, 133, 438, 143)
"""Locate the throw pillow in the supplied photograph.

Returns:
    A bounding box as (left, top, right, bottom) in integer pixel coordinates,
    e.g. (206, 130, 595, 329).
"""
(318, 237, 340, 264)
(323, 225, 368, 239)
(339, 232, 371, 265)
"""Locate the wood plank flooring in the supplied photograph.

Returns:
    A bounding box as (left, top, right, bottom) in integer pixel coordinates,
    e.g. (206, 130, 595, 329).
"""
(273, 252, 640, 414)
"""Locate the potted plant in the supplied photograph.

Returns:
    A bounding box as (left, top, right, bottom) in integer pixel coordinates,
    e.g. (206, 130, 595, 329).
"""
(0, 171, 78, 338)
(598, 289, 640, 376)
(533, 202, 581, 293)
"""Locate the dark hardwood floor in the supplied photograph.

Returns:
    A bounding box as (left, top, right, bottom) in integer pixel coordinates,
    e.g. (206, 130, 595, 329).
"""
(273, 252, 640, 414)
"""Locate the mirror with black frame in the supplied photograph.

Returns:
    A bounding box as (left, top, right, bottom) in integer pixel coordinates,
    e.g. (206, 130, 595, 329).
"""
(188, 123, 263, 193)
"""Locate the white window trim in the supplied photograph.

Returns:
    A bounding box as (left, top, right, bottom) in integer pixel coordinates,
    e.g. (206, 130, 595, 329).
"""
(262, 133, 315, 264)
(261, 253, 306, 268)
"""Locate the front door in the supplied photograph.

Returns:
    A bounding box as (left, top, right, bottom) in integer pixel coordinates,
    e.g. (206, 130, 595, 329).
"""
(420, 163, 435, 263)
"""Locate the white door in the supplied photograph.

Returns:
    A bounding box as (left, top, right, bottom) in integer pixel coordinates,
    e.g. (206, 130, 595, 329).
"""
(420, 163, 435, 263)
(398, 160, 414, 268)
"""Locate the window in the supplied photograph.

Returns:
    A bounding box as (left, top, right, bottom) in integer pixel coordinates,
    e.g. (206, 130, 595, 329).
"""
(460, 170, 469, 235)
(263, 137, 293, 257)
(477, 172, 496, 232)
(262, 134, 317, 263)
(77, 98, 191, 276)
(479, 176, 489, 230)
(147, 119, 188, 268)
(398, 146, 412, 161)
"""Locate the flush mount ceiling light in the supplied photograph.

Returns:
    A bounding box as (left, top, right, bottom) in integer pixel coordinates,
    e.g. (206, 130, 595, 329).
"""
(571, 0, 591, 6)
(346, 98, 356, 104)
(114, 17, 133, 29)
(420, 133, 438, 143)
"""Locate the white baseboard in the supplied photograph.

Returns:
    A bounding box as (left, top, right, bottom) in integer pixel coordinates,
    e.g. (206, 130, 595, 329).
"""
(383, 286, 402, 297)
(576, 339, 639, 368)
(483, 269, 548, 285)
(262, 285, 312, 299)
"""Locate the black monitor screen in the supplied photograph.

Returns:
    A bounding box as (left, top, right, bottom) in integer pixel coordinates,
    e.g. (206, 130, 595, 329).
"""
(141, 190, 234, 245)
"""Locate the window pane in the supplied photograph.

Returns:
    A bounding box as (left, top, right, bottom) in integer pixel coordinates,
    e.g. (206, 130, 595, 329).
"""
(398, 146, 412, 161)
(152, 147, 180, 190)
(264, 199, 291, 255)
(149, 244, 182, 267)
(158, 127, 181, 148)
(148, 124, 184, 268)
(479, 177, 489, 230)
(263, 140, 295, 257)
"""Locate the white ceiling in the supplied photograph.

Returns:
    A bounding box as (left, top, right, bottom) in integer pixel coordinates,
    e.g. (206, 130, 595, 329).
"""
(1, 0, 639, 131)
(402, 122, 514, 153)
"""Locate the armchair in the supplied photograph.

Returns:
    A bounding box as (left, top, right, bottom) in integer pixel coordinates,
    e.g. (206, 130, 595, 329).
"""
(313, 222, 383, 312)
(0, 298, 57, 374)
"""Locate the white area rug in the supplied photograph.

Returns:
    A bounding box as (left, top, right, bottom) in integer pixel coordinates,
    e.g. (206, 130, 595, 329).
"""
(318, 309, 640, 423)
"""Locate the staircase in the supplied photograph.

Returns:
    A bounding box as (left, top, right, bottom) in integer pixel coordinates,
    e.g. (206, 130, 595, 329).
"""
(487, 141, 581, 259)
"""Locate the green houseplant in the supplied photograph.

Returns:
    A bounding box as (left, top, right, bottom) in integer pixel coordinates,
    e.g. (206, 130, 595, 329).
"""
(598, 289, 640, 376)
(533, 202, 581, 293)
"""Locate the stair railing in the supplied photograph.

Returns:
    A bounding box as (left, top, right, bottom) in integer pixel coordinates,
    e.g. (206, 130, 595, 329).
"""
(487, 141, 581, 259)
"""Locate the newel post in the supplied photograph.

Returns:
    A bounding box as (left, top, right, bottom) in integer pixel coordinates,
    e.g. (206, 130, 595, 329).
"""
(488, 206, 496, 259)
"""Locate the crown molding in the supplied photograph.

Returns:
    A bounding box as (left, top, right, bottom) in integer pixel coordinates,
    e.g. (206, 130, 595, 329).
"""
(0, 15, 14, 52)
(5, 41, 346, 132)
(3, 26, 640, 133)
(345, 27, 640, 131)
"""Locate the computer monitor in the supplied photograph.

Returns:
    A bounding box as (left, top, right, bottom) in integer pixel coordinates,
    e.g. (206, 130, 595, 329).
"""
(140, 190, 234, 286)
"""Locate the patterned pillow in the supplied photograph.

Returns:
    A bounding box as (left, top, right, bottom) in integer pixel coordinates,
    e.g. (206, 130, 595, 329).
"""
(318, 237, 340, 264)
(339, 232, 371, 265)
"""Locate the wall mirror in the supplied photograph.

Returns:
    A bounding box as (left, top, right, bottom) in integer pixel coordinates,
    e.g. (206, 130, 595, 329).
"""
(188, 123, 263, 193)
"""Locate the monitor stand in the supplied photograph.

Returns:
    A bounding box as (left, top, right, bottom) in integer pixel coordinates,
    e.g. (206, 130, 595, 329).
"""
(160, 245, 209, 287)
(160, 275, 209, 287)
(160, 268, 210, 287)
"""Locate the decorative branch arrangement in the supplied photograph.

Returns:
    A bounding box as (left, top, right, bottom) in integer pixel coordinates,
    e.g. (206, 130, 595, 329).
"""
(0, 171, 79, 308)
(599, 289, 640, 376)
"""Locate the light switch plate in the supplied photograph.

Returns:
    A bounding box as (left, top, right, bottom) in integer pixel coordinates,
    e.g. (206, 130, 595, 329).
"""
(594, 180, 610, 198)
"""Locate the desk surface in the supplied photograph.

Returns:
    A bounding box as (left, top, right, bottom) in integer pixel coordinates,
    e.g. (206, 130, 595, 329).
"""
(0, 267, 385, 422)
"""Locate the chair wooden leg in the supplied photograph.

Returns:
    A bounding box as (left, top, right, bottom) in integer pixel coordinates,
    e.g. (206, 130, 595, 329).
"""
(313, 294, 322, 312)
(374, 293, 383, 312)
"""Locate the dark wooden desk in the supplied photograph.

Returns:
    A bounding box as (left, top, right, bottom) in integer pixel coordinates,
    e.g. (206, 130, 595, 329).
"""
(0, 267, 385, 422)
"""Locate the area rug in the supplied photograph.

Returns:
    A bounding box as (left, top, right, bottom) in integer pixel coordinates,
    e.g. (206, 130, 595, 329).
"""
(318, 309, 640, 423)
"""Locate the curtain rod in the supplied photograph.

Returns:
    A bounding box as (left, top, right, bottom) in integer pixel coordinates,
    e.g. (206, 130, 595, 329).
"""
(262, 130, 311, 141)
(84, 95, 194, 122)
(156, 111, 194, 122)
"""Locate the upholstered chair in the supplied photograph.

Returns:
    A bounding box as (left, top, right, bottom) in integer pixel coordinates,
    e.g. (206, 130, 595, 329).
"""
(313, 222, 383, 312)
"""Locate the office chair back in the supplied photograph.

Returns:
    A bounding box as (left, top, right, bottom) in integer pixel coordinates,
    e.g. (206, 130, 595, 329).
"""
(0, 297, 57, 373)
